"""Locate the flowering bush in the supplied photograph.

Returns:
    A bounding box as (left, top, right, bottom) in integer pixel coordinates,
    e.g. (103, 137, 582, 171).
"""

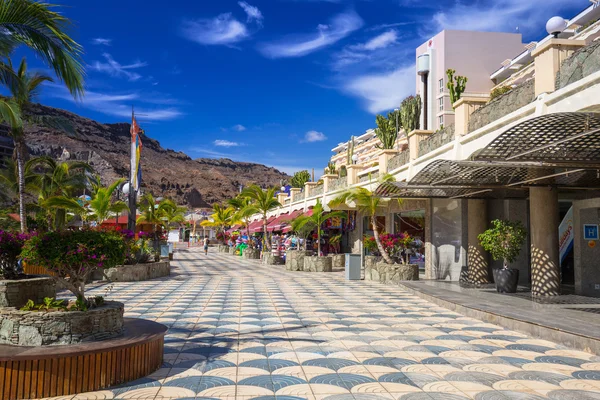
(0, 230, 32, 279)
(21, 229, 126, 304)
(364, 232, 413, 262)
(363, 235, 380, 255)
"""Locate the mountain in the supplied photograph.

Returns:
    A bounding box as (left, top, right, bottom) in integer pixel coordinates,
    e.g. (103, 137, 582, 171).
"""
(21, 104, 289, 208)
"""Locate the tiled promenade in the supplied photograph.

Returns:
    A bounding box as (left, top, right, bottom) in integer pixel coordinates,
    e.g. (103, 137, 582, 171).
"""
(57, 248, 600, 399)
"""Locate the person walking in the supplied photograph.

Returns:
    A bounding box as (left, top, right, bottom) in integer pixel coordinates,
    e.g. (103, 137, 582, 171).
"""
(203, 235, 209, 255)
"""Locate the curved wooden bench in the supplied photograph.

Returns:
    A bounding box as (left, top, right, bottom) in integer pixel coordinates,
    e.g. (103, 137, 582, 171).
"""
(0, 318, 167, 400)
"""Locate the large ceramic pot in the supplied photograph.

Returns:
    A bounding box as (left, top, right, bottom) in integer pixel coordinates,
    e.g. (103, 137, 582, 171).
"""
(493, 268, 519, 293)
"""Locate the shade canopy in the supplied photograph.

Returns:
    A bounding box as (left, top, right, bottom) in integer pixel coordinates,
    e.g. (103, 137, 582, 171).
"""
(375, 112, 600, 199)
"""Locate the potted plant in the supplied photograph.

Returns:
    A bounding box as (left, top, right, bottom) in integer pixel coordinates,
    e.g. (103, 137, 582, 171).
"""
(478, 219, 527, 293)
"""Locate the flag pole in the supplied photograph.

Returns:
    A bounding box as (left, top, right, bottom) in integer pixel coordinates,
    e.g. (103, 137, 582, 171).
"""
(128, 106, 137, 232)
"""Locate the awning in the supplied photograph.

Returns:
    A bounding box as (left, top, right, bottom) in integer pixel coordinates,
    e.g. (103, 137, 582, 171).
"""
(268, 210, 304, 232)
(376, 112, 600, 199)
(247, 220, 263, 234)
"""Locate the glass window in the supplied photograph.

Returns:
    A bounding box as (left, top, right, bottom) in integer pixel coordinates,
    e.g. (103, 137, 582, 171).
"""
(439, 78, 444, 93)
(438, 97, 444, 112)
(438, 115, 444, 126)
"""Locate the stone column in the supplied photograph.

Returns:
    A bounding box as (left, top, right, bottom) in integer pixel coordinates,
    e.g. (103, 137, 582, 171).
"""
(424, 199, 434, 280)
(304, 182, 318, 198)
(407, 129, 433, 161)
(290, 188, 302, 203)
(467, 199, 490, 284)
(277, 193, 287, 204)
(346, 165, 364, 186)
(531, 39, 585, 97)
(322, 174, 338, 193)
(378, 149, 398, 175)
(529, 187, 561, 296)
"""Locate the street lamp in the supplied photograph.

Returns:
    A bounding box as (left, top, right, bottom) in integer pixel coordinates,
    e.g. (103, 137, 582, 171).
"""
(352, 154, 359, 165)
(546, 16, 567, 38)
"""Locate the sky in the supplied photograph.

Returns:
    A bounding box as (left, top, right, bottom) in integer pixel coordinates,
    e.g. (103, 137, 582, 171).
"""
(26, 0, 589, 175)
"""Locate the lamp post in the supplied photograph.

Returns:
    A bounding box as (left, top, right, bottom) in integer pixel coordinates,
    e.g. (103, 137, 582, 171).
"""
(546, 16, 567, 38)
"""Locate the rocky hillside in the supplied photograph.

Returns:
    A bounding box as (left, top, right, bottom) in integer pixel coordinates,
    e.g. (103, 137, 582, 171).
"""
(22, 104, 289, 208)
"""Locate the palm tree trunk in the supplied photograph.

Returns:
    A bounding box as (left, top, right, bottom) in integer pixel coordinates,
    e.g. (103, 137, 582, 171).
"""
(372, 215, 394, 264)
(15, 142, 27, 233)
(263, 216, 271, 251)
(317, 230, 321, 256)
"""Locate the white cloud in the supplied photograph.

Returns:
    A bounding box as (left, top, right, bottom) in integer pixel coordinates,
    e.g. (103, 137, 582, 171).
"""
(238, 1, 263, 25)
(259, 10, 363, 58)
(303, 130, 327, 143)
(89, 53, 147, 81)
(432, 0, 572, 34)
(181, 13, 249, 46)
(46, 84, 183, 121)
(343, 64, 415, 114)
(358, 30, 398, 51)
(214, 140, 244, 147)
(232, 124, 246, 132)
(92, 38, 111, 46)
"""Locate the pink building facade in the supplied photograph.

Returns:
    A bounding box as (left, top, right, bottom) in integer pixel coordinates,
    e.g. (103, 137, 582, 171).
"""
(416, 30, 524, 131)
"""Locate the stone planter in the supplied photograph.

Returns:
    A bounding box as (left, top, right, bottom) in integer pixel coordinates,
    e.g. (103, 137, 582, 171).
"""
(0, 277, 56, 308)
(328, 254, 345, 270)
(242, 248, 260, 260)
(365, 262, 419, 283)
(286, 250, 313, 271)
(93, 261, 170, 282)
(364, 255, 383, 280)
(0, 301, 124, 346)
(262, 253, 284, 265)
(228, 246, 238, 255)
(217, 245, 228, 253)
(304, 256, 333, 272)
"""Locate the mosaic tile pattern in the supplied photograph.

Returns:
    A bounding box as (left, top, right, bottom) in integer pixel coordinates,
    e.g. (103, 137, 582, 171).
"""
(49, 248, 600, 400)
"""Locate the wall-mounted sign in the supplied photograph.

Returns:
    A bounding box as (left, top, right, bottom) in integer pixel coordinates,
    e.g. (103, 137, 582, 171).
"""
(584, 224, 599, 241)
(589, 240, 597, 249)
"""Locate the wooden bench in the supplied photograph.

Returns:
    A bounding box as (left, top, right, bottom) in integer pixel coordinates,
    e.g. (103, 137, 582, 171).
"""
(0, 318, 167, 400)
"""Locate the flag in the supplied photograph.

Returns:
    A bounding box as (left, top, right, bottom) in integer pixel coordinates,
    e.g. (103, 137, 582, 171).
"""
(130, 116, 141, 192)
(136, 131, 143, 189)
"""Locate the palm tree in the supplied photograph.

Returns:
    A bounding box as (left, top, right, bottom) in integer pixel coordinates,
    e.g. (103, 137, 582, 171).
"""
(0, 157, 35, 201)
(159, 199, 186, 231)
(44, 178, 129, 225)
(136, 193, 164, 236)
(0, 0, 85, 97)
(240, 185, 281, 250)
(200, 203, 235, 243)
(330, 174, 400, 264)
(29, 156, 93, 230)
(291, 199, 347, 256)
(290, 212, 316, 251)
(227, 195, 254, 240)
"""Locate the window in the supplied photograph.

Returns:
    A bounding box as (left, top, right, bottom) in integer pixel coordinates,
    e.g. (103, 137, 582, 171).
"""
(438, 115, 444, 127)
(439, 78, 444, 93)
(438, 97, 444, 112)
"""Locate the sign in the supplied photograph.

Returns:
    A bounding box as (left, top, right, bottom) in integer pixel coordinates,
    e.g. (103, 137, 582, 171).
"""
(589, 241, 597, 249)
(558, 206, 574, 265)
(584, 224, 599, 241)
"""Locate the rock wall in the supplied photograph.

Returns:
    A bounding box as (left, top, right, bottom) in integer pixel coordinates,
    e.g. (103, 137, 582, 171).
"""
(365, 263, 419, 283)
(468, 79, 536, 133)
(387, 151, 410, 172)
(0, 277, 56, 308)
(557, 40, 600, 90)
(418, 124, 455, 157)
(263, 253, 284, 265)
(304, 256, 333, 272)
(242, 248, 260, 260)
(0, 301, 124, 346)
(328, 254, 345, 270)
(286, 250, 313, 271)
(98, 261, 170, 282)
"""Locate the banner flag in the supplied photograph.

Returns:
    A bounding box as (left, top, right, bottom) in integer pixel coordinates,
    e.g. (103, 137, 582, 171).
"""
(559, 206, 574, 266)
(130, 116, 141, 191)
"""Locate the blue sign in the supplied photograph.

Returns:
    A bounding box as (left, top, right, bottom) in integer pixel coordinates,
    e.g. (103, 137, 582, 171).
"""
(584, 224, 599, 241)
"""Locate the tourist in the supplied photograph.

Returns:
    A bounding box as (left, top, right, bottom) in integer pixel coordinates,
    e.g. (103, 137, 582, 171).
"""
(203, 235, 209, 255)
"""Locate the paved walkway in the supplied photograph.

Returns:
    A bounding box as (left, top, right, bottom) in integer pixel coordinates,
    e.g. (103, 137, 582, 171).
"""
(65, 248, 600, 400)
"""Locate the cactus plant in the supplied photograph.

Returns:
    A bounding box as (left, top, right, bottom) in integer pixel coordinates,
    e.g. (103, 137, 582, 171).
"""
(446, 69, 467, 107)
(325, 162, 337, 175)
(346, 136, 355, 164)
(400, 95, 421, 133)
(375, 113, 397, 150)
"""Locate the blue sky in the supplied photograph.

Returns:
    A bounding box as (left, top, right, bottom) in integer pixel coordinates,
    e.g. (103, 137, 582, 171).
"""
(29, 0, 588, 175)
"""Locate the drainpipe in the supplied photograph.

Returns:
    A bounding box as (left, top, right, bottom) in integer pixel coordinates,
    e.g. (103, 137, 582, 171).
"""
(417, 54, 431, 131)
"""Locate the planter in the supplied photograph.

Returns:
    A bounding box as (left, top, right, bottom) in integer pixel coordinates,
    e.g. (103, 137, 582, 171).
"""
(493, 268, 519, 293)
(0, 276, 56, 308)
(242, 248, 260, 260)
(217, 245, 228, 253)
(228, 246, 238, 255)
(364, 255, 383, 280)
(92, 261, 170, 282)
(262, 253, 284, 265)
(286, 250, 313, 271)
(0, 301, 124, 346)
(366, 262, 419, 283)
(328, 254, 345, 270)
(304, 256, 333, 272)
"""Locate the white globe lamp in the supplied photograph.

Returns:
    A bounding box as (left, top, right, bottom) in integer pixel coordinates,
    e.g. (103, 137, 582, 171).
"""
(281, 186, 286, 192)
(122, 182, 130, 195)
(546, 16, 567, 38)
(351, 154, 359, 164)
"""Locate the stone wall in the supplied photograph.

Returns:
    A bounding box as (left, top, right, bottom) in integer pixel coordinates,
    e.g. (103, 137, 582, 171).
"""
(0, 301, 124, 346)
(387, 151, 410, 172)
(329, 177, 347, 192)
(418, 124, 455, 157)
(557, 40, 600, 90)
(328, 254, 345, 270)
(217, 245, 229, 253)
(242, 248, 260, 260)
(359, 171, 379, 183)
(312, 185, 324, 196)
(304, 256, 332, 272)
(286, 250, 313, 271)
(365, 263, 419, 283)
(0, 277, 56, 308)
(468, 79, 536, 133)
(96, 261, 170, 282)
(263, 253, 284, 265)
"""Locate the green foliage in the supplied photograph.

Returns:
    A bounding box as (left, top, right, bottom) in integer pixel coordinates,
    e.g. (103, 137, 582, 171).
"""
(339, 165, 347, 178)
(20, 299, 35, 311)
(478, 219, 527, 268)
(375, 113, 398, 150)
(240, 185, 281, 250)
(346, 137, 355, 164)
(0, 230, 30, 279)
(200, 203, 235, 241)
(20, 297, 66, 312)
(21, 229, 126, 301)
(290, 170, 311, 188)
(291, 199, 347, 256)
(400, 95, 421, 133)
(325, 162, 337, 175)
(490, 86, 512, 101)
(446, 69, 468, 107)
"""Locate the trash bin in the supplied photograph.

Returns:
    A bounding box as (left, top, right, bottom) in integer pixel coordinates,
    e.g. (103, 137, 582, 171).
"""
(345, 254, 361, 280)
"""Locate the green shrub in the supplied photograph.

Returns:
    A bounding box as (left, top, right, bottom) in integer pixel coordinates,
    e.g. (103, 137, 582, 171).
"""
(490, 86, 512, 101)
(478, 219, 527, 269)
(21, 229, 126, 304)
